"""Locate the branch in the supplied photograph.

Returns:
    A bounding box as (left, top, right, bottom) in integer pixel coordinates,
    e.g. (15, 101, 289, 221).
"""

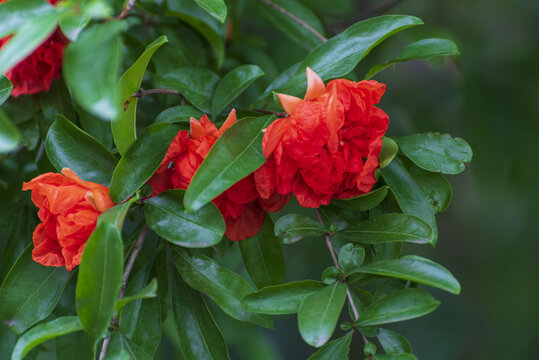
(116, 0, 137, 20)
(253, 109, 287, 118)
(123, 88, 184, 111)
(258, 0, 327, 42)
(314, 209, 372, 359)
(98, 225, 149, 360)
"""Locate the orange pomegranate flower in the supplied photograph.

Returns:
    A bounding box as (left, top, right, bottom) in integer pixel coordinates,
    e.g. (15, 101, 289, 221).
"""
(148, 110, 290, 241)
(22, 168, 114, 270)
(255, 67, 389, 208)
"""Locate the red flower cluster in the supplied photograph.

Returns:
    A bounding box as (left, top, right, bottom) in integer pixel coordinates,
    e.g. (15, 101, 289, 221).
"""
(149, 110, 290, 241)
(0, 0, 65, 97)
(22, 168, 114, 271)
(255, 68, 389, 208)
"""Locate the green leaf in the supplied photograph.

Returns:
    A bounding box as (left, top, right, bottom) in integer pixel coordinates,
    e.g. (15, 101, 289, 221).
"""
(396, 133, 473, 175)
(167, 10, 225, 67)
(56, 331, 93, 360)
(331, 186, 389, 212)
(172, 275, 229, 360)
(0, 245, 70, 334)
(379, 137, 398, 168)
(257, 0, 325, 50)
(124, 298, 162, 359)
(307, 331, 353, 360)
(194, 0, 227, 23)
(0, 109, 20, 154)
(357, 288, 440, 326)
(112, 36, 168, 155)
(0, 75, 12, 106)
(64, 21, 124, 120)
(381, 157, 438, 244)
(366, 38, 459, 79)
(241, 280, 325, 315)
(239, 217, 286, 288)
(298, 282, 347, 347)
(0, 0, 56, 37)
(0, 10, 59, 74)
(374, 354, 418, 360)
(377, 328, 412, 354)
(109, 123, 183, 203)
(45, 115, 118, 186)
(184, 115, 274, 212)
(144, 189, 225, 248)
(115, 279, 157, 312)
(11, 316, 83, 360)
(274, 214, 326, 244)
(268, 15, 423, 98)
(336, 214, 432, 245)
(75, 209, 124, 348)
(355, 255, 461, 294)
(172, 248, 274, 329)
(154, 105, 204, 124)
(212, 65, 265, 117)
(403, 159, 452, 213)
(156, 67, 220, 113)
(338, 244, 365, 273)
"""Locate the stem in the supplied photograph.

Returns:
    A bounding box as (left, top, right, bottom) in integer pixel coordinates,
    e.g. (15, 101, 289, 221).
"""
(116, 0, 137, 19)
(123, 88, 184, 111)
(258, 0, 327, 42)
(314, 209, 371, 357)
(98, 225, 149, 360)
(253, 109, 287, 118)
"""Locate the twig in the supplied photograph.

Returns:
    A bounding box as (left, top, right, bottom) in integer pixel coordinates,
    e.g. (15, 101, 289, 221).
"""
(253, 109, 287, 118)
(314, 209, 371, 358)
(98, 225, 149, 360)
(258, 0, 327, 42)
(116, 0, 137, 20)
(357, 0, 405, 20)
(34, 141, 45, 163)
(123, 88, 184, 111)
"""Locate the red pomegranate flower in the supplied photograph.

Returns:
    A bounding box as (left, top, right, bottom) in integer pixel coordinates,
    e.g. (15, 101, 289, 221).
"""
(255, 67, 389, 208)
(0, 0, 66, 97)
(22, 168, 114, 270)
(149, 110, 289, 241)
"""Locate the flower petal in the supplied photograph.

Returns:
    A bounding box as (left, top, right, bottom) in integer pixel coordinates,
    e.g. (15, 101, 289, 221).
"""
(218, 109, 237, 135)
(304, 67, 325, 100)
(277, 93, 302, 115)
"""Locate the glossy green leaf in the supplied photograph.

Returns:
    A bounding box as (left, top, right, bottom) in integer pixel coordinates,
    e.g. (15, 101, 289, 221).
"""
(45, 115, 117, 186)
(64, 21, 124, 120)
(0, 110, 20, 154)
(154, 105, 203, 124)
(167, 10, 225, 67)
(58, 14, 89, 42)
(112, 36, 168, 155)
(331, 186, 389, 212)
(109, 123, 183, 203)
(0, 0, 56, 37)
(366, 38, 459, 79)
(115, 279, 157, 312)
(0, 245, 70, 334)
(374, 354, 417, 360)
(257, 0, 325, 50)
(11, 316, 83, 360)
(298, 282, 347, 347)
(403, 159, 452, 213)
(355, 255, 460, 294)
(184, 115, 274, 212)
(172, 248, 273, 329)
(239, 217, 286, 288)
(125, 298, 162, 359)
(377, 328, 412, 354)
(0, 10, 58, 75)
(269, 15, 423, 98)
(144, 189, 225, 248)
(307, 331, 353, 360)
(39, 80, 77, 127)
(212, 65, 265, 117)
(241, 280, 325, 315)
(172, 275, 229, 360)
(381, 157, 438, 244)
(274, 214, 326, 244)
(56, 331, 93, 360)
(357, 288, 440, 326)
(380, 137, 399, 168)
(338, 244, 365, 273)
(156, 67, 220, 113)
(337, 214, 432, 245)
(0, 75, 12, 106)
(194, 0, 227, 23)
(396, 133, 473, 174)
(76, 209, 124, 348)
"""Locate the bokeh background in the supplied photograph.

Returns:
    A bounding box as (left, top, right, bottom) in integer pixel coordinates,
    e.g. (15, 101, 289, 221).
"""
(212, 0, 538, 359)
